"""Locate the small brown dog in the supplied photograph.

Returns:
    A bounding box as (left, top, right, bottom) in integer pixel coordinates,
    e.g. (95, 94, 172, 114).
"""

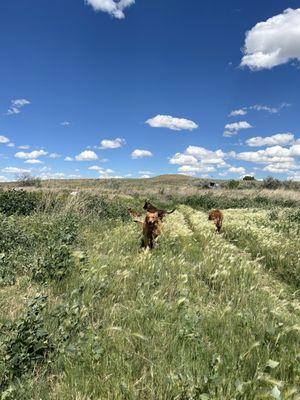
(143, 201, 175, 220)
(208, 209, 223, 233)
(142, 211, 162, 249)
(128, 208, 162, 249)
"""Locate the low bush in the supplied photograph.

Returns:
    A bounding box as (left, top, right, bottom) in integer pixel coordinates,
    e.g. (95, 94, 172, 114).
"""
(0, 189, 41, 216)
(182, 193, 297, 211)
(82, 194, 131, 221)
(0, 213, 79, 286)
(16, 173, 42, 188)
(227, 180, 240, 190)
(32, 243, 75, 283)
(0, 295, 52, 388)
(262, 176, 282, 190)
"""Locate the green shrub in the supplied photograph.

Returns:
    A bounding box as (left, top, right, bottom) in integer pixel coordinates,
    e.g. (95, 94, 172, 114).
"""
(0, 190, 40, 216)
(17, 173, 42, 188)
(0, 216, 34, 285)
(82, 194, 131, 221)
(0, 295, 52, 387)
(0, 213, 79, 286)
(32, 243, 75, 282)
(262, 176, 282, 190)
(228, 180, 240, 190)
(182, 193, 297, 211)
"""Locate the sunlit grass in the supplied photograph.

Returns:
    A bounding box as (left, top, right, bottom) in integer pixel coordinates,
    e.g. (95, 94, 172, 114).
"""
(1, 202, 300, 399)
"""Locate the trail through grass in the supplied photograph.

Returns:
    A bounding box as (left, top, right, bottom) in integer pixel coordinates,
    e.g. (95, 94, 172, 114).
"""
(222, 209, 300, 288)
(47, 208, 300, 399)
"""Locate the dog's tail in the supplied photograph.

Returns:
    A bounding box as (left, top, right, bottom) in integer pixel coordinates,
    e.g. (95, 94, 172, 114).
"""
(166, 209, 176, 214)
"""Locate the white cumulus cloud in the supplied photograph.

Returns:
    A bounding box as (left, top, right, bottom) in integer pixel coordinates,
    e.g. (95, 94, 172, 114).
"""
(100, 138, 125, 149)
(229, 109, 247, 117)
(169, 146, 227, 176)
(15, 150, 48, 160)
(0, 135, 10, 143)
(85, 0, 135, 19)
(246, 133, 294, 147)
(228, 166, 246, 175)
(146, 115, 198, 131)
(241, 8, 300, 70)
(169, 153, 198, 165)
(131, 149, 153, 159)
(178, 165, 215, 173)
(75, 150, 98, 161)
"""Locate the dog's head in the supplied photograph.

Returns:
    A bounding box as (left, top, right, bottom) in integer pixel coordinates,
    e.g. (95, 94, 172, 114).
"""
(145, 211, 159, 226)
(143, 200, 152, 211)
(208, 211, 214, 221)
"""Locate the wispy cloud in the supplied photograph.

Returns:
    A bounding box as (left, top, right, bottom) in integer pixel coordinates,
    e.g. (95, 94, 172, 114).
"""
(2, 167, 31, 174)
(49, 153, 61, 159)
(250, 103, 290, 114)
(25, 159, 43, 164)
(146, 115, 198, 131)
(223, 121, 252, 137)
(6, 99, 30, 115)
(60, 121, 71, 127)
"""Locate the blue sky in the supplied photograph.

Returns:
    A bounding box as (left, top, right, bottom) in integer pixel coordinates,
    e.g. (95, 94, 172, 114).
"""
(0, 0, 300, 181)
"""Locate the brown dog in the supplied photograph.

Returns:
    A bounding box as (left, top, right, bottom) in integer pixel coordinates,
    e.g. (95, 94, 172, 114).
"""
(128, 209, 162, 249)
(143, 201, 175, 220)
(208, 209, 223, 233)
(142, 211, 162, 249)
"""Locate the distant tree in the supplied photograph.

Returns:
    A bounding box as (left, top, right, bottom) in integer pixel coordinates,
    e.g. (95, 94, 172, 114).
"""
(262, 176, 282, 190)
(16, 173, 42, 188)
(243, 176, 255, 181)
(228, 180, 240, 189)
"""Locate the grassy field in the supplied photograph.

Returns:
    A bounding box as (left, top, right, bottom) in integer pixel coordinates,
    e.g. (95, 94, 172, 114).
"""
(0, 179, 300, 399)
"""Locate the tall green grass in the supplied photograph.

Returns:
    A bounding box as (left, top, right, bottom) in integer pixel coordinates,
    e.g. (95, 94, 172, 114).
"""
(1, 200, 300, 399)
